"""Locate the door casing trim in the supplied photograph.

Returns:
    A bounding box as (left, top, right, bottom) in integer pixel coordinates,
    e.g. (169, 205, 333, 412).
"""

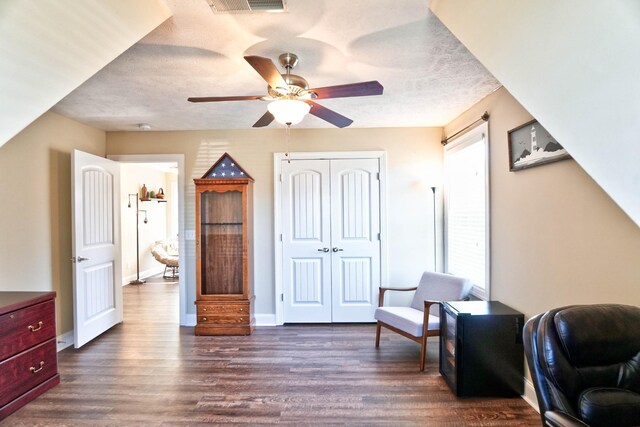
(273, 151, 388, 325)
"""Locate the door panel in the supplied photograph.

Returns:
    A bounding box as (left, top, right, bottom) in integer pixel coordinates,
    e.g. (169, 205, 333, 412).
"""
(72, 150, 122, 348)
(292, 258, 324, 303)
(282, 160, 331, 323)
(330, 159, 380, 322)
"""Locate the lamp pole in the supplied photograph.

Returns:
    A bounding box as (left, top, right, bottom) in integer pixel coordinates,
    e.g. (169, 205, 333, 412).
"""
(431, 186, 437, 272)
(128, 194, 147, 285)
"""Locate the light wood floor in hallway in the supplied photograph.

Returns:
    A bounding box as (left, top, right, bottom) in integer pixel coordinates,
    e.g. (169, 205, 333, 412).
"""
(2, 278, 541, 426)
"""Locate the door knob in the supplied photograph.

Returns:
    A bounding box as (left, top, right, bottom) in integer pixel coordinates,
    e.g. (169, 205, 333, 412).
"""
(71, 256, 90, 263)
(317, 247, 330, 253)
(332, 247, 344, 252)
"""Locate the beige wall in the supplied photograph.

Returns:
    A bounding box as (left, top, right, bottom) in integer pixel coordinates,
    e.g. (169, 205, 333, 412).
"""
(0, 111, 106, 334)
(107, 127, 443, 316)
(430, 0, 640, 227)
(445, 87, 640, 319)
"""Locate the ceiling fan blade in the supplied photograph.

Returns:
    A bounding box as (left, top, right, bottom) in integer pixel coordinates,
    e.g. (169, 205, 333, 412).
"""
(253, 111, 274, 128)
(307, 101, 353, 128)
(188, 95, 262, 103)
(244, 55, 288, 90)
(309, 81, 383, 99)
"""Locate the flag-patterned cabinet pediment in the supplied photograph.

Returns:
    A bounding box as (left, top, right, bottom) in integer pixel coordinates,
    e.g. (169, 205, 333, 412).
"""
(201, 153, 254, 181)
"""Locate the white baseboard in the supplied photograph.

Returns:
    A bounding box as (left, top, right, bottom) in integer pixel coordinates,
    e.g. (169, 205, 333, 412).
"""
(255, 313, 276, 326)
(522, 377, 540, 413)
(123, 266, 165, 285)
(184, 313, 196, 326)
(57, 330, 74, 352)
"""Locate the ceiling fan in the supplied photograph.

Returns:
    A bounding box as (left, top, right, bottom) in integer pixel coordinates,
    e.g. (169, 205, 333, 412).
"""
(187, 53, 383, 128)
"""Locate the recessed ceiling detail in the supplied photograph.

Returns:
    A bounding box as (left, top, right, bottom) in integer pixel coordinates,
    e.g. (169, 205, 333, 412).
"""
(206, 0, 287, 13)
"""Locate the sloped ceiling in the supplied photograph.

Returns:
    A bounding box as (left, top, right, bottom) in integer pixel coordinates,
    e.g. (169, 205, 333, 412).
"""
(0, 0, 172, 147)
(430, 0, 640, 227)
(50, 0, 501, 131)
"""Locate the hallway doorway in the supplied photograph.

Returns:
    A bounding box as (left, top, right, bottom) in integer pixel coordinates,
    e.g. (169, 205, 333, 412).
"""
(108, 154, 187, 326)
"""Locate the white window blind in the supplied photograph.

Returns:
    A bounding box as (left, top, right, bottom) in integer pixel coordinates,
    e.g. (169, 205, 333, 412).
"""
(444, 122, 489, 299)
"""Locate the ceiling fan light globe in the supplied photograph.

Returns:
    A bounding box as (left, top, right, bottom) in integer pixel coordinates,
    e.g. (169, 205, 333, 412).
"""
(267, 99, 310, 125)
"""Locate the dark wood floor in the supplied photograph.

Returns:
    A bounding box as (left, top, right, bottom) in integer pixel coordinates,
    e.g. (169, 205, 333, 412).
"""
(3, 278, 541, 426)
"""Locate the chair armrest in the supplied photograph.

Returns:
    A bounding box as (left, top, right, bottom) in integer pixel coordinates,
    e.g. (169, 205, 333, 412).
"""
(545, 411, 589, 427)
(423, 300, 440, 312)
(378, 286, 418, 307)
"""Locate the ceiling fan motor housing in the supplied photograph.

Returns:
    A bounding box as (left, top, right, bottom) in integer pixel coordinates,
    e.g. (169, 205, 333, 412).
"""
(279, 53, 298, 70)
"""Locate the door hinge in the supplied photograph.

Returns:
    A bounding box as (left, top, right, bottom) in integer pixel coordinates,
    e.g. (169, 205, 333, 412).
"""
(377, 232, 381, 241)
(280, 233, 283, 242)
(376, 172, 380, 180)
(281, 293, 284, 302)
(279, 174, 282, 182)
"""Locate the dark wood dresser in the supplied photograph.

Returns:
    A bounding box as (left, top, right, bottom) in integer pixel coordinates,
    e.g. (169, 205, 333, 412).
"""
(0, 292, 60, 420)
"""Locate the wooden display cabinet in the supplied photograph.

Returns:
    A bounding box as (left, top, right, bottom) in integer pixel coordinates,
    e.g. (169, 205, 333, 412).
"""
(194, 153, 254, 335)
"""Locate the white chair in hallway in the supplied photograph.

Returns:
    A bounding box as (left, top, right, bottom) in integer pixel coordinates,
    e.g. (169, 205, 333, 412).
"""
(151, 238, 179, 279)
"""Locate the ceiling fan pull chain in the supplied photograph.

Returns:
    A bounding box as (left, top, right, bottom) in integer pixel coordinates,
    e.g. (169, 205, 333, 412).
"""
(285, 124, 291, 163)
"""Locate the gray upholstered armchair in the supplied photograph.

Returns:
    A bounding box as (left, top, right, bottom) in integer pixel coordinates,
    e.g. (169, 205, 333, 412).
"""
(374, 271, 472, 371)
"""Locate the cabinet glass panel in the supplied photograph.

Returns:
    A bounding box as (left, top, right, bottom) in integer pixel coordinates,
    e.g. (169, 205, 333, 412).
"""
(200, 190, 243, 295)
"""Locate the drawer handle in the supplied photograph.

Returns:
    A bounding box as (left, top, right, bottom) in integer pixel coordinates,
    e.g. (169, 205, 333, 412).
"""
(203, 307, 207, 312)
(240, 308, 244, 312)
(240, 317, 243, 321)
(30, 361, 44, 374)
(28, 321, 43, 332)
(202, 317, 207, 321)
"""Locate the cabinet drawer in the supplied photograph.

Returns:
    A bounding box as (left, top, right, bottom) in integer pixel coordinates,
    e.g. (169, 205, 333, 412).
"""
(197, 303, 248, 315)
(0, 338, 58, 407)
(198, 313, 249, 324)
(0, 300, 55, 360)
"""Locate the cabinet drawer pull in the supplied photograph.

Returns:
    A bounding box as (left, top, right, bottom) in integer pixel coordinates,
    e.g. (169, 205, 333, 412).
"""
(30, 361, 45, 374)
(240, 308, 244, 312)
(28, 321, 43, 332)
(202, 317, 207, 321)
(240, 317, 244, 321)
(202, 307, 207, 312)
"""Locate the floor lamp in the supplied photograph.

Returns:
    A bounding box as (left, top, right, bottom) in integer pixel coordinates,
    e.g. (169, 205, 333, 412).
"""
(431, 186, 437, 272)
(128, 193, 148, 285)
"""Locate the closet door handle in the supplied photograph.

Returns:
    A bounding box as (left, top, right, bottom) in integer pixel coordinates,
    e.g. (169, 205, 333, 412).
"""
(317, 247, 330, 253)
(332, 247, 344, 252)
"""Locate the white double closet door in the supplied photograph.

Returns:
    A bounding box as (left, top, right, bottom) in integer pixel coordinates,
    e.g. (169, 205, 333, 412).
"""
(281, 158, 381, 323)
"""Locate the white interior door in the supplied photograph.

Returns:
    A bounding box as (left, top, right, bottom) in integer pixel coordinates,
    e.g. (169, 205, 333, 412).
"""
(72, 150, 123, 348)
(281, 160, 332, 323)
(281, 158, 381, 323)
(330, 159, 380, 322)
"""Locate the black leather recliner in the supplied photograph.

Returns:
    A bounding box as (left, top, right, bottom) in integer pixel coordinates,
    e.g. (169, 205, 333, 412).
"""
(523, 304, 640, 427)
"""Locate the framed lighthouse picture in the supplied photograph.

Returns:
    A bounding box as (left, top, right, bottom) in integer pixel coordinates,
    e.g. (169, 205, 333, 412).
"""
(508, 119, 571, 171)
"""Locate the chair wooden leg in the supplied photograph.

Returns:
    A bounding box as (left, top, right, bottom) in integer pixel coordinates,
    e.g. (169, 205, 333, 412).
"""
(375, 322, 382, 348)
(420, 335, 427, 371)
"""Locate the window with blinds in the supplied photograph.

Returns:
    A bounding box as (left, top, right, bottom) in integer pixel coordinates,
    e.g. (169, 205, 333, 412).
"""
(444, 122, 490, 299)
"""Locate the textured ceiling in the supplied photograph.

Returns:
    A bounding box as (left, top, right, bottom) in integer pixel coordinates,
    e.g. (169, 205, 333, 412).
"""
(52, 0, 501, 131)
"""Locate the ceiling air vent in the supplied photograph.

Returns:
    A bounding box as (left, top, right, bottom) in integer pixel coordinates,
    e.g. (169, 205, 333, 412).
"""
(206, 0, 287, 13)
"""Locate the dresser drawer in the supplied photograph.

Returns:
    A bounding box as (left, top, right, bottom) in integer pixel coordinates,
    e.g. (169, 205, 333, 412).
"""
(0, 300, 56, 360)
(0, 338, 58, 407)
(197, 302, 249, 316)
